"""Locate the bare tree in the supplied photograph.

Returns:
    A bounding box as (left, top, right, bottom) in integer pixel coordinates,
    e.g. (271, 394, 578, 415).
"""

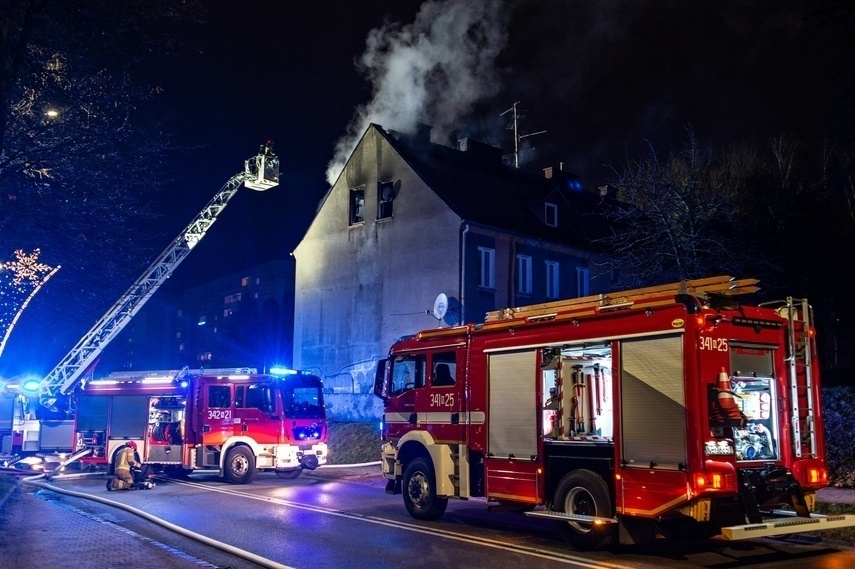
(0, 1, 203, 373)
(598, 129, 757, 287)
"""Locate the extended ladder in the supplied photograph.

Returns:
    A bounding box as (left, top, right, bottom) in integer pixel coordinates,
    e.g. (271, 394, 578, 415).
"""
(486, 275, 759, 322)
(39, 146, 279, 402)
(780, 297, 817, 458)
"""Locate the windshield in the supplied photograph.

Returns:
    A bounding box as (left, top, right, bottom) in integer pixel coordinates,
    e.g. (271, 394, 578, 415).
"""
(280, 376, 325, 419)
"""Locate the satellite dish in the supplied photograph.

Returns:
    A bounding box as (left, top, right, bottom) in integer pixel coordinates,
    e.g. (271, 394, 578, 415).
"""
(432, 293, 448, 321)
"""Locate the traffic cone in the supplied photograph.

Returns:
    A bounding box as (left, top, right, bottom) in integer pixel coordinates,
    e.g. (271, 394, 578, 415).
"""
(715, 368, 745, 426)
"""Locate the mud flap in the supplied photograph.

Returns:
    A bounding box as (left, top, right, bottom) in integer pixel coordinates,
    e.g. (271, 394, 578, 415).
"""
(618, 515, 656, 545)
(385, 478, 402, 495)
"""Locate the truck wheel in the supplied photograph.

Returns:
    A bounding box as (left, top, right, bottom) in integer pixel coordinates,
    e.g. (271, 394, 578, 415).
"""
(554, 469, 616, 550)
(224, 446, 256, 484)
(402, 457, 448, 520)
(275, 469, 302, 480)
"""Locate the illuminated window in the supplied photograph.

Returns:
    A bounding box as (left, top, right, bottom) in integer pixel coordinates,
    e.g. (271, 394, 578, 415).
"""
(198, 316, 206, 326)
(198, 352, 212, 362)
(478, 247, 495, 289)
(178, 343, 185, 351)
(545, 260, 559, 298)
(223, 308, 233, 317)
(350, 188, 365, 225)
(241, 277, 249, 286)
(516, 254, 532, 295)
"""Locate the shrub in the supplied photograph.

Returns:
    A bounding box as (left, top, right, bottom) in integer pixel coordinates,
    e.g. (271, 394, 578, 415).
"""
(822, 386, 855, 488)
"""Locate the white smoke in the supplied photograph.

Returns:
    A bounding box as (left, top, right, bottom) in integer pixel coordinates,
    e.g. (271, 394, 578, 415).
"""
(325, 0, 510, 186)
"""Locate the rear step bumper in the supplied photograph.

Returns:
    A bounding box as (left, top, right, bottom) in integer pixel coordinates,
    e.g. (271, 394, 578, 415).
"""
(722, 513, 855, 540)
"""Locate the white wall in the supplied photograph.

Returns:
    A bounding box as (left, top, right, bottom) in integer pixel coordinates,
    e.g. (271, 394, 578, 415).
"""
(293, 126, 461, 420)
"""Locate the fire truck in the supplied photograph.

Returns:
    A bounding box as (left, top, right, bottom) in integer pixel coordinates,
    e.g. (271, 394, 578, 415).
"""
(374, 276, 855, 548)
(0, 144, 280, 462)
(74, 367, 328, 483)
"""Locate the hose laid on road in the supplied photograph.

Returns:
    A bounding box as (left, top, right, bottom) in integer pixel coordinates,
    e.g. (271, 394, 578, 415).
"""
(322, 461, 380, 468)
(21, 452, 294, 569)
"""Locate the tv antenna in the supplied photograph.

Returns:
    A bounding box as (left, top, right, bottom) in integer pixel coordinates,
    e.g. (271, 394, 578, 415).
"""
(500, 101, 546, 169)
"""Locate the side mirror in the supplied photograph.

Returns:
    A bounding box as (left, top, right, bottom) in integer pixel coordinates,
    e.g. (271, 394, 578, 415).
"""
(373, 358, 390, 401)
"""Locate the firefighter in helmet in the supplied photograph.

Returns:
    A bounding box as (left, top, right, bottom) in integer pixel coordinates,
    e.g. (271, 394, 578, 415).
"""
(107, 441, 149, 490)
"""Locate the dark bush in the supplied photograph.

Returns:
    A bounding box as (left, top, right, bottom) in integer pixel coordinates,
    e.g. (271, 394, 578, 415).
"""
(822, 386, 855, 488)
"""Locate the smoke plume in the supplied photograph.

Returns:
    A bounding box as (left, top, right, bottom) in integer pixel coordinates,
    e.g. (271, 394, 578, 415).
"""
(325, 0, 510, 186)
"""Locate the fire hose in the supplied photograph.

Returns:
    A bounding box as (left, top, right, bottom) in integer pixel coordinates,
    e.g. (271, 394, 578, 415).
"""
(20, 449, 296, 569)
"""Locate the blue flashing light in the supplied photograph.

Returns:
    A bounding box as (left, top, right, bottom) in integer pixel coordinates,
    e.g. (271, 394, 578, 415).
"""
(270, 366, 297, 377)
(22, 378, 41, 393)
(180, 381, 189, 388)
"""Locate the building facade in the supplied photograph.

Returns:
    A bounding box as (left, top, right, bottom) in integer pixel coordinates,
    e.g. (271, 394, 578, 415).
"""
(172, 259, 295, 371)
(293, 124, 609, 420)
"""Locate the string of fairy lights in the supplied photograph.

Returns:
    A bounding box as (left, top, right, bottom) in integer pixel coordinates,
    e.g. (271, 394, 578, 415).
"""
(0, 249, 61, 359)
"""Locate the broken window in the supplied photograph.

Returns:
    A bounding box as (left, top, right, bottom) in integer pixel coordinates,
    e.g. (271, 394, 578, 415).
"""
(350, 188, 365, 225)
(377, 180, 395, 219)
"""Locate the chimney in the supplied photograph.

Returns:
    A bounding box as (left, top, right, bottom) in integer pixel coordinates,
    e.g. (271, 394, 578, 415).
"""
(456, 137, 502, 164)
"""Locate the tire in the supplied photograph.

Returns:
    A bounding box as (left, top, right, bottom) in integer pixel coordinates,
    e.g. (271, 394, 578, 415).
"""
(224, 446, 256, 484)
(553, 469, 616, 550)
(402, 457, 448, 520)
(276, 469, 302, 480)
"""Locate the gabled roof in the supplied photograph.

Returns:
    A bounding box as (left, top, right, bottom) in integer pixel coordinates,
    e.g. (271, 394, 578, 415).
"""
(375, 124, 607, 251)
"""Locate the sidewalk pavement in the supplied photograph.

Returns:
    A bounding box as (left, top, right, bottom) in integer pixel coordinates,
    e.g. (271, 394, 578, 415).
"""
(0, 473, 853, 569)
(0, 473, 220, 569)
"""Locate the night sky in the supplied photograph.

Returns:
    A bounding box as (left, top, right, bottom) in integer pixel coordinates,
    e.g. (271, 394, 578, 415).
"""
(2, 0, 853, 377)
(156, 0, 853, 286)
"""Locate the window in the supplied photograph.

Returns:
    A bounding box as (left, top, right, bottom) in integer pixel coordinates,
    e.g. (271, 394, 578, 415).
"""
(377, 180, 394, 219)
(576, 267, 590, 297)
(545, 202, 558, 227)
(516, 254, 532, 295)
(478, 247, 495, 289)
(241, 277, 249, 286)
(236, 384, 273, 413)
(224, 293, 242, 304)
(432, 352, 457, 387)
(349, 188, 365, 225)
(546, 260, 559, 298)
(208, 385, 231, 408)
(223, 308, 233, 317)
(197, 315, 206, 326)
(390, 354, 426, 396)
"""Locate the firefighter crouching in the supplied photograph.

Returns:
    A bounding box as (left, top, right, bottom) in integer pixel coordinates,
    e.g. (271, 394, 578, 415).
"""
(106, 441, 155, 490)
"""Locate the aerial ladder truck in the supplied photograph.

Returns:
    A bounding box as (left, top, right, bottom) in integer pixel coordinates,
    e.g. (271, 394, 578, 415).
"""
(0, 144, 279, 462)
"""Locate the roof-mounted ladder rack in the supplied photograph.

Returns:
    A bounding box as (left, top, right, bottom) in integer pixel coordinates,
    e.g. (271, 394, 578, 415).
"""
(486, 275, 759, 322)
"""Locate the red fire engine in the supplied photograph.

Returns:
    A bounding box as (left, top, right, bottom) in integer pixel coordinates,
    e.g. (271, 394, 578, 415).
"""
(374, 276, 855, 548)
(75, 367, 327, 483)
